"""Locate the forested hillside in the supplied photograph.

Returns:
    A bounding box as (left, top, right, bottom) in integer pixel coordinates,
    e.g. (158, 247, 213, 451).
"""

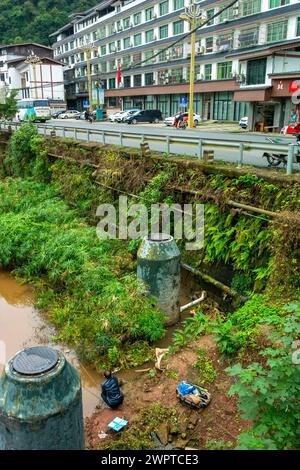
(0, 0, 97, 45)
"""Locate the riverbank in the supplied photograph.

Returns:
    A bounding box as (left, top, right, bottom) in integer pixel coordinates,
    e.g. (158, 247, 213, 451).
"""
(0, 124, 299, 450)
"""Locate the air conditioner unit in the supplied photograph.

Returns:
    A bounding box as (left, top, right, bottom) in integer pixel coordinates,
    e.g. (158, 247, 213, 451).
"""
(197, 46, 205, 55)
(130, 23, 133, 28)
(196, 73, 204, 81)
(153, 13, 157, 19)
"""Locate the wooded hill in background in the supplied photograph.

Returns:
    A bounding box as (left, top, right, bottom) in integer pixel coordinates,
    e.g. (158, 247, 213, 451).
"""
(0, 0, 96, 45)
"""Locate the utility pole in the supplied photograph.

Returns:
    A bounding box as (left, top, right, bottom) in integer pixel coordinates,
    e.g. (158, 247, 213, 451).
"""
(79, 42, 98, 114)
(24, 51, 43, 100)
(180, 2, 205, 129)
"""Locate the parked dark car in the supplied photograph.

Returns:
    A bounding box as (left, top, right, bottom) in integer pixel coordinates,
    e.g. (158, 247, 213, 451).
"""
(125, 109, 162, 124)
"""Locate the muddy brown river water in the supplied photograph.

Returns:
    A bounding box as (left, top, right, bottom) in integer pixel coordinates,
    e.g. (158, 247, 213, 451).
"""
(0, 270, 100, 416)
(0, 269, 204, 417)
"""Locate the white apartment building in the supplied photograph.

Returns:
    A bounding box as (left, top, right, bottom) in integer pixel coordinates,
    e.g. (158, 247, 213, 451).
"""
(51, 0, 300, 128)
(0, 43, 65, 108)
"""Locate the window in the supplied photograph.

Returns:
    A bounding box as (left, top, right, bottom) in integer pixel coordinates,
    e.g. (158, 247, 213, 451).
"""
(217, 61, 232, 79)
(123, 55, 131, 67)
(98, 26, 106, 39)
(206, 9, 214, 26)
(134, 74, 142, 86)
(267, 20, 288, 42)
(246, 58, 266, 84)
(109, 78, 116, 89)
(109, 23, 115, 35)
(124, 76, 131, 87)
(146, 7, 154, 21)
(134, 12, 141, 25)
(159, 25, 168, 39)
(123, 37, 131, 49)
(109, 42, 115, 53)
(213, 91, 233, 120)
(145, 29, 154, 43)
(134, 33, 142, 46)
(160, 1, 169, 16)
(80, 52, 84, 61)
(158, 49, 168, 61)
(205, 37, 213, 53)
(109, 60, 115, 72)
(101, 62, 107, 73)
(173, 20, 184, 35)
(204, 64, 212, 80)
(217, 33, 233, 51)
(297, 17, 300, 37)
(173, 0, 184, 10)
(101, 45, 106, 56)
(269, 0, 289, 8)
(219, 5, 238, 22)
(238, 27, 259, 48)
(145, 50, 155, 64)
(123, 17, 130, 29)
(242, 0, 261, 16)
(145, 72, 154, 85)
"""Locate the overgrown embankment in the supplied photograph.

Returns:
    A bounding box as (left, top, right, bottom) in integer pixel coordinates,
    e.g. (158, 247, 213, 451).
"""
(0, 124, 299, 450)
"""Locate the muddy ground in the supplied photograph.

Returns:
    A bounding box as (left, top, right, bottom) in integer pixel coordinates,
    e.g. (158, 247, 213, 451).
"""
(85, 334, 251, 450)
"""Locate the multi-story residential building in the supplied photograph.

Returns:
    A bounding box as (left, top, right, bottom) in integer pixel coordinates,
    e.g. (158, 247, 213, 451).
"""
(51, 0, 300, 129)
(0, 43, 65, 110)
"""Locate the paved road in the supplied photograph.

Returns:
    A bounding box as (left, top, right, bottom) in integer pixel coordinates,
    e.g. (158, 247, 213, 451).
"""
(40, 118, 299, 169)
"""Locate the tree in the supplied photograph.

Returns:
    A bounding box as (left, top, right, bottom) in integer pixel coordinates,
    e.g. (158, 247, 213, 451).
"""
(0, 89, 18, 120)
(227, 303, 300, 450)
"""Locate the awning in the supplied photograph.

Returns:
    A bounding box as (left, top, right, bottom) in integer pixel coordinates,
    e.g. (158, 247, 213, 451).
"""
(234, 88, 272, 102)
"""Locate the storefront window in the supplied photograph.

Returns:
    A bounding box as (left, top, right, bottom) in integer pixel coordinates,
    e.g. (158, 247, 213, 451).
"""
(213, 91, 234, 120)
(246, 58, 266, 85)
(145, 95, 154, 109)
(234, 102, 249, 121)
(157, 95, 169, 116)
(267, 20, 288, 42)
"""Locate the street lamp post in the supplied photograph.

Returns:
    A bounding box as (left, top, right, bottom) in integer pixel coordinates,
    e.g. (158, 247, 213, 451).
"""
(24, 51, 43, 100)
(79, 43, 97, 114)
(180, 2, 205, 129)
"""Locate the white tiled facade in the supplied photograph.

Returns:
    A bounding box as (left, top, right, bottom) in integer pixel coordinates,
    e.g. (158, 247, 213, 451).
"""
(51, 0, 300, 127)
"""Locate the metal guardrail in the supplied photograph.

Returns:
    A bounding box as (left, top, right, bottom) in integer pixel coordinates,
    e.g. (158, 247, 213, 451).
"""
(0, 121, 298, 174)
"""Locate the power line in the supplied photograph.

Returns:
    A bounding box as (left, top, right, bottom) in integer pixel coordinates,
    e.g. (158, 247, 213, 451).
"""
(121, 0, 239, 73)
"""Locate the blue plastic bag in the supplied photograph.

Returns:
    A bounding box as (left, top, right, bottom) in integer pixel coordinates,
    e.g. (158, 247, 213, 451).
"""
(177, 381, 195, 396)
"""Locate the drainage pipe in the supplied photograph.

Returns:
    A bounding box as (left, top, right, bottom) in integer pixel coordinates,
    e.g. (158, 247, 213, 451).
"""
(180, 291, 206, 312)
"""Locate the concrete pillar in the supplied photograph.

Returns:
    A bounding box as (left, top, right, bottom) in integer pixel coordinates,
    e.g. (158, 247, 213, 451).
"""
(137, 234, 181, 326)
(0, 347, 84, 450)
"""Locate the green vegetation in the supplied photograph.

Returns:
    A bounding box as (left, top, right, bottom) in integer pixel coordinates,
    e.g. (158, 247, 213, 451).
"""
(99, 404, 178, 450)
(0, 90, 18, 120)
(0, 1, 96, 45)
(194, 349, 217, 384)
(205, 439, 233, 450)
(227, 303, 300, 450)
(212, 295, 282, 355)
